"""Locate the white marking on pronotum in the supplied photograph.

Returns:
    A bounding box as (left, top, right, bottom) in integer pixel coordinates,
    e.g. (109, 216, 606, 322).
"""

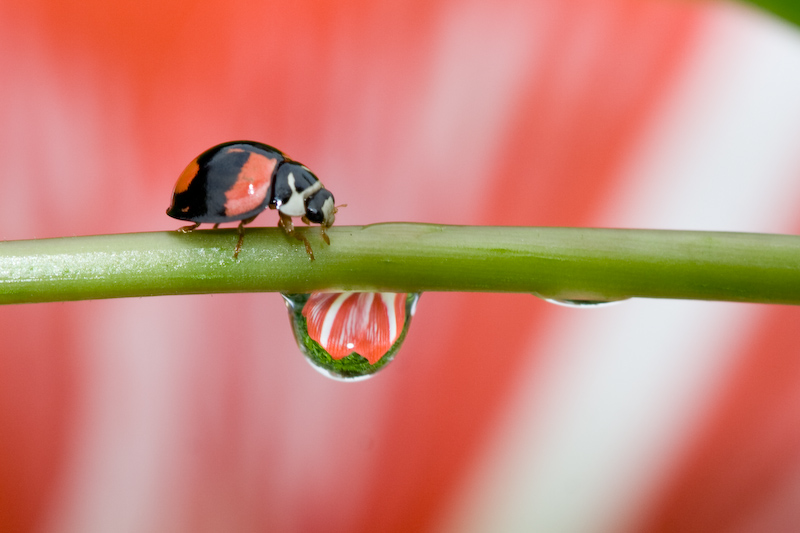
(279, 171, 323, 217)
(319, 292, 353, 348)
(321, 195, 336, 224)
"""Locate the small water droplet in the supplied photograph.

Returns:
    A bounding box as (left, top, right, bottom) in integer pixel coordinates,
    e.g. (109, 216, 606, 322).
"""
(534, 293, 629, 308)
(282, 292, 420, 381)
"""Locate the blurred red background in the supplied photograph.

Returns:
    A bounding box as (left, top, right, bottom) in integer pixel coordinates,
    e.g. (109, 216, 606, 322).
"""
(3, 0, 800, 531)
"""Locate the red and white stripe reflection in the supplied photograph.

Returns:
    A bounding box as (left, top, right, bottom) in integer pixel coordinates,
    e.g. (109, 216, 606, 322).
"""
(302, 292, 408, 364)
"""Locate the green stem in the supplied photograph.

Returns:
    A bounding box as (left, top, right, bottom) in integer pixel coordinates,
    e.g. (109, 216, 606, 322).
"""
(1, 224, 800, 305)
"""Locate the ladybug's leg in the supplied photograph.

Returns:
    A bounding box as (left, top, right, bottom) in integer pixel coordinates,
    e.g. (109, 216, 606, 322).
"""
(178, 222, 200, 233)
(233, 215, 258, 259)
(279, 212, 315, 261)
(302, 238, 315, 260)
(320, 226, 331, 246)
(277, 212, 295, 235)
(212, 223, 220, 229)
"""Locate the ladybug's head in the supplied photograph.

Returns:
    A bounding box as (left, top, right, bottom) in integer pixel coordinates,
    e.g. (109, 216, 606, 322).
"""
(305, 189, 336, 227)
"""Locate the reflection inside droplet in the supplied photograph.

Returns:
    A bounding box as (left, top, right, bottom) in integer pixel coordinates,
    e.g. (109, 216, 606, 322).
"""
(534, 293, 630, 308)
(282, 292, 420, 381)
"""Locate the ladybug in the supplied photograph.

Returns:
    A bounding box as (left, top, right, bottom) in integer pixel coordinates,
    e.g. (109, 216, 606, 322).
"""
(166, 140, 336, 259)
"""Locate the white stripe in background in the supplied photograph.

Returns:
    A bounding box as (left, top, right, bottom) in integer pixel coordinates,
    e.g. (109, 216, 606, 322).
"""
(438, 6, 800, 533)
(41, 299, 191, 533)
(320, 0, 545, 225)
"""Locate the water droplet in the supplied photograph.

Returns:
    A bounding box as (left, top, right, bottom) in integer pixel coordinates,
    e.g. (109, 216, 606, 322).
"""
(534, 293, 629, 308)
(282, 292, 420, 381)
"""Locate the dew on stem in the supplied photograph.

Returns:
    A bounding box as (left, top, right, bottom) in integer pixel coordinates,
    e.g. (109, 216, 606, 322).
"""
(534, 293, 630, 308)
(282, 292, 420, 381)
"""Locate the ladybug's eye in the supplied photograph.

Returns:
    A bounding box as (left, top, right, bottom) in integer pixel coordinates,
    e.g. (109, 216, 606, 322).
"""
(306, 189, 335, 225)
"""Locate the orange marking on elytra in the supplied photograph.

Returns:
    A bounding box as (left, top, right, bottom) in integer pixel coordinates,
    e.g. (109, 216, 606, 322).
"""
(174, 158, 199, 194)
(224, 153, 277, 217)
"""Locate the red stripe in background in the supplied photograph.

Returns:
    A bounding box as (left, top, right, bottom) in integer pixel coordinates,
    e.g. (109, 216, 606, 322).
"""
(358, 2, 705, 531)
(638, 308, 800, 533)
(0, 304, 79, 533)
